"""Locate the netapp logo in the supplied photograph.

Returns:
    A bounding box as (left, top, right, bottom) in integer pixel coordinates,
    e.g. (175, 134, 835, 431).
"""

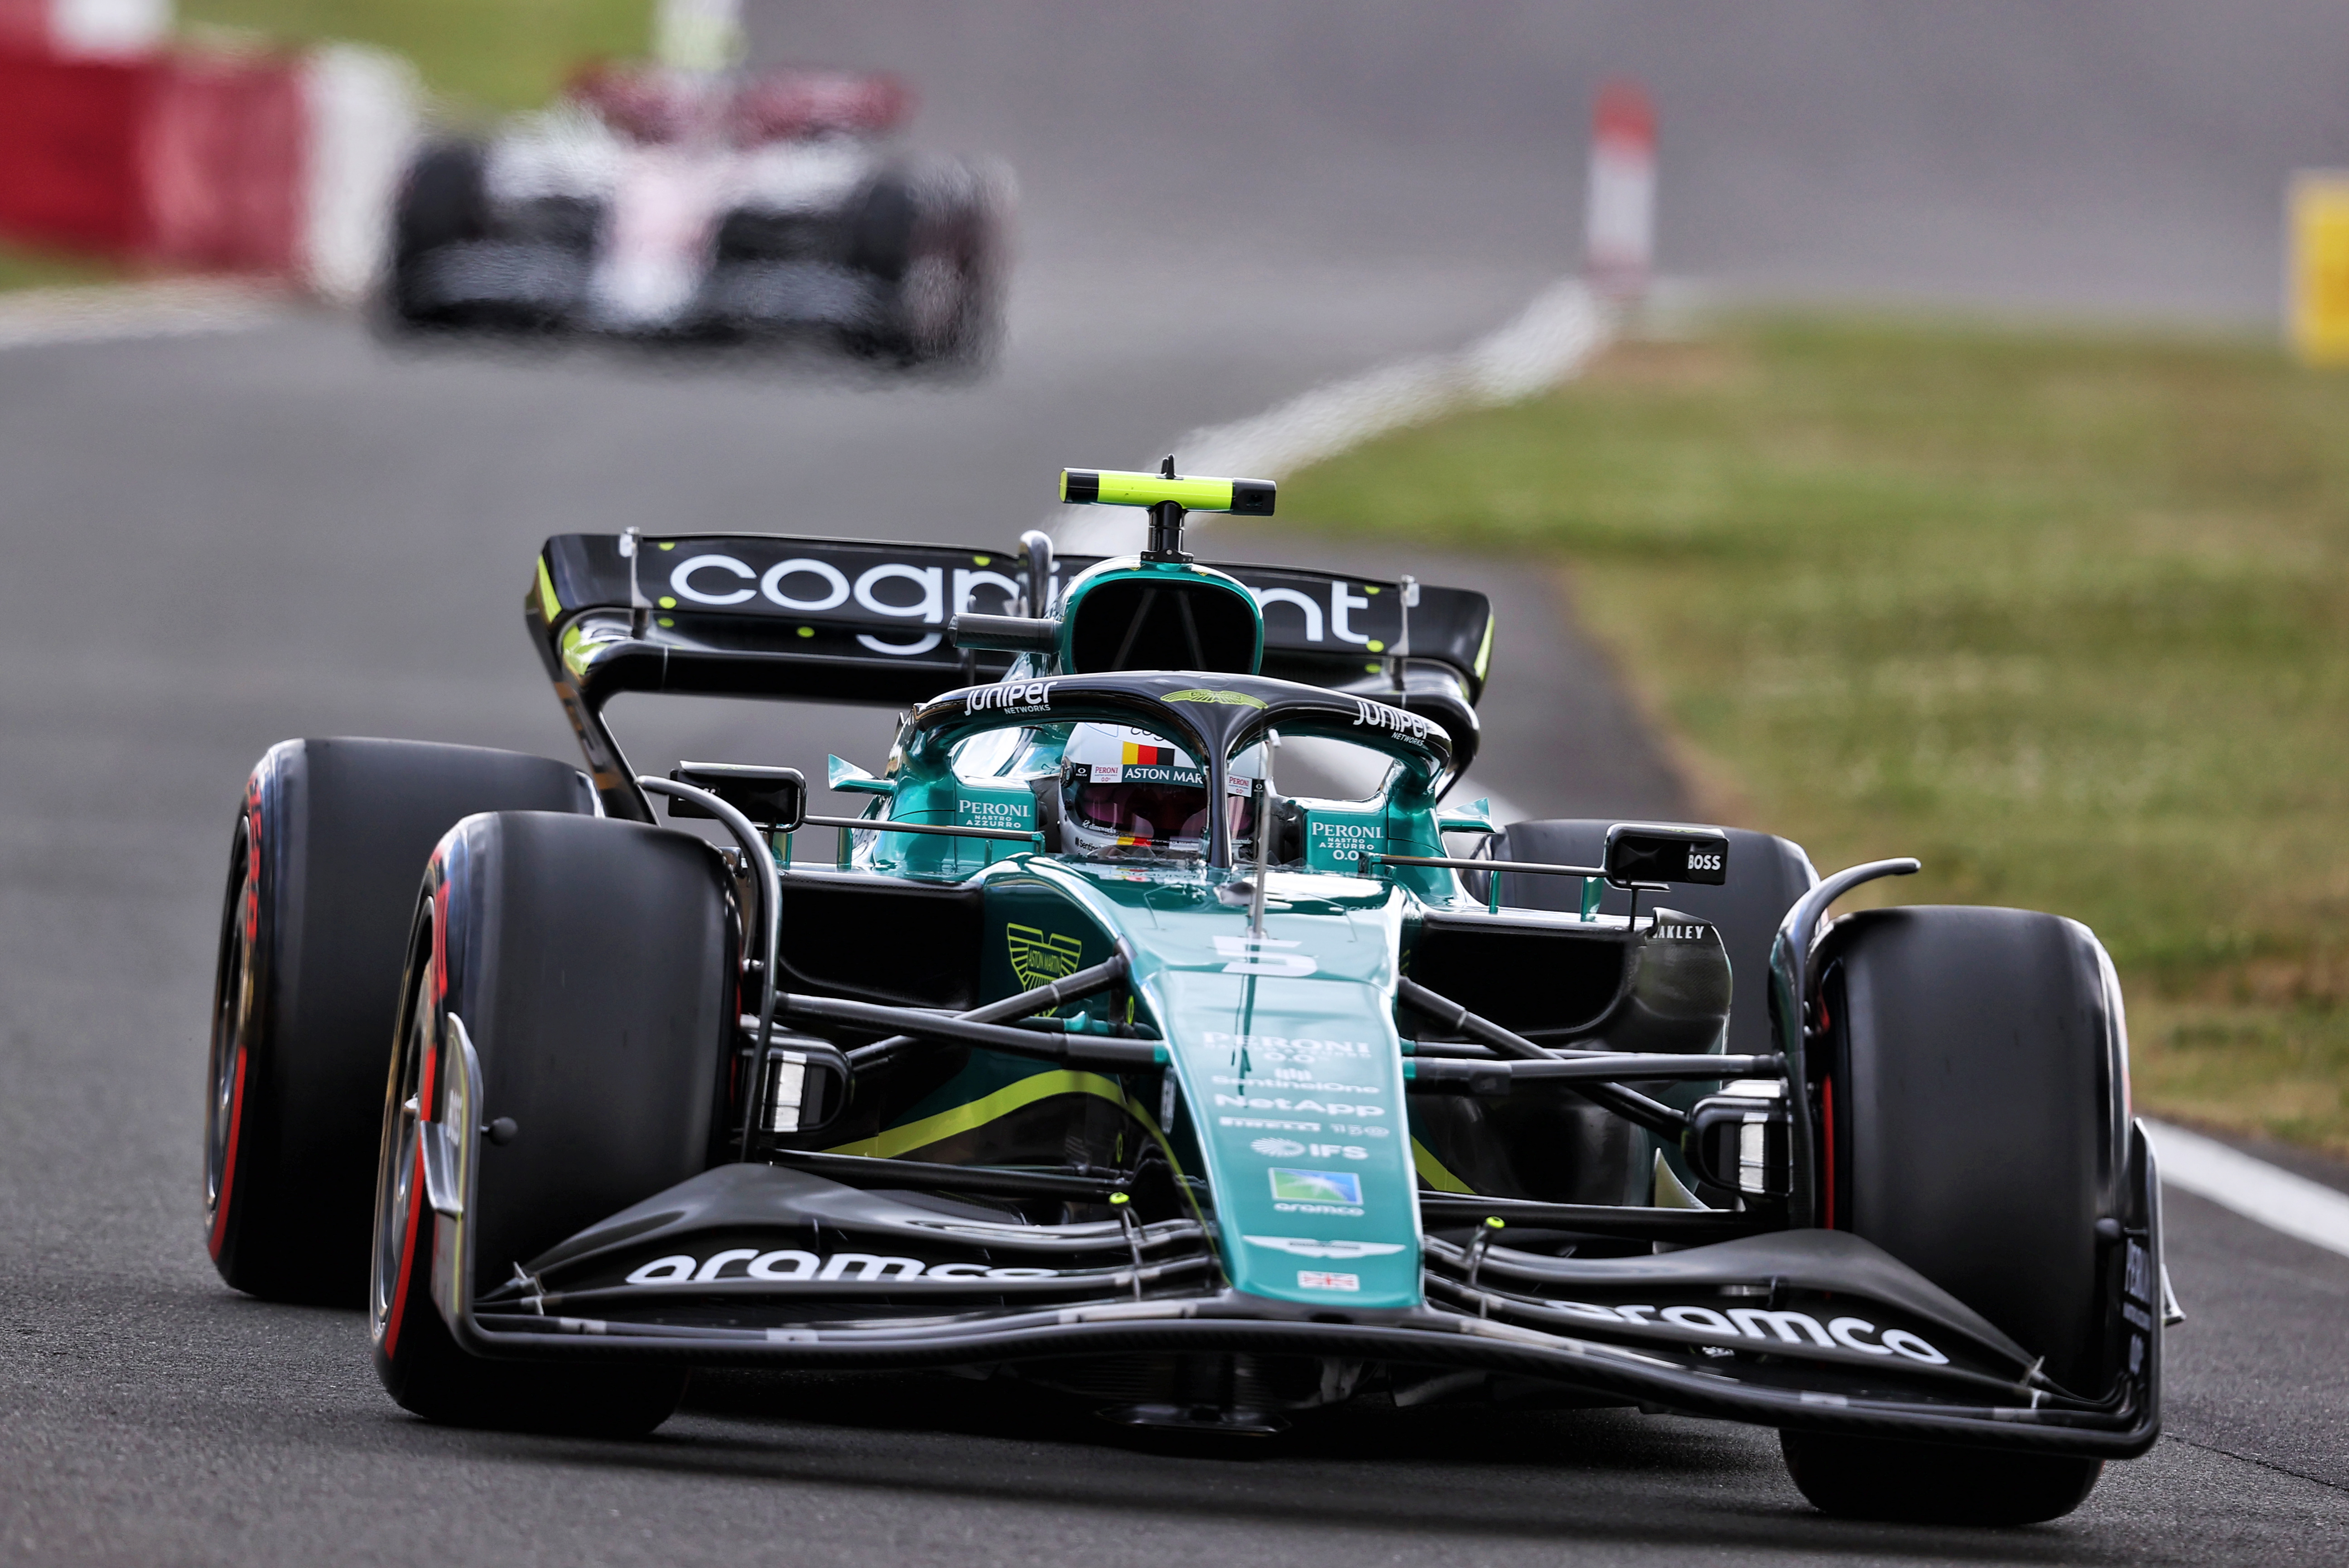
(1541, 1300, 1950, 1364)
(623, 1250, 1061, 1284)
(1215, 1094, 1384, 1118)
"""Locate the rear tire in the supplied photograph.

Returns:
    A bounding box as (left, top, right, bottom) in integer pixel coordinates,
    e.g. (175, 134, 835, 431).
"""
(369, 811, 732, 1434)
(851, 163, 1003, 367)
(1789, 904, 2129, 1523)
(1780, 1430, 2103, 1525)
(205, 739, 594, 1304)
(387, 141, 487, 327)
(1489, 821, 1815, 1060)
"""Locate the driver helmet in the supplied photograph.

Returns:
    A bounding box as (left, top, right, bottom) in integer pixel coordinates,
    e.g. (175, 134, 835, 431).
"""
(1059, 723, 1263, 859)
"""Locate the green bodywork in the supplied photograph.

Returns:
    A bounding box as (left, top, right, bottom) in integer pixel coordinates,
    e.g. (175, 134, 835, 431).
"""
(782, 544, 1568, 1312)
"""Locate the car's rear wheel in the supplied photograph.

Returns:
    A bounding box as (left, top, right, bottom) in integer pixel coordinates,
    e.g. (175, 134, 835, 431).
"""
(1482, 820, 1815, 1199)
(386, 141, 488, 327)
(1487, 820, 1815, 1061)
(1782, 903, 2130, 1524)
(850, 163, 1003, 366)
(369, 810, 733, 1434)
(205, 739, 595, 1304)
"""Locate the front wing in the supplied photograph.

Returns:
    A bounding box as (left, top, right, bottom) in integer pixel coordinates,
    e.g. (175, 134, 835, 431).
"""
(416, 1028, 2166, 1457)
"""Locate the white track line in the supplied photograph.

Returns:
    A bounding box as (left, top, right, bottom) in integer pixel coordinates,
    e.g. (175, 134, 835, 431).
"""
(2146, 1119, 2349, 1261)
(1054, 277, 1613, 557)
(0, 280, 294, 351)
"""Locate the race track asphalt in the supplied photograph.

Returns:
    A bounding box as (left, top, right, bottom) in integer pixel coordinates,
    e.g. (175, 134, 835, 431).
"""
(3, 4, 2348, 1562)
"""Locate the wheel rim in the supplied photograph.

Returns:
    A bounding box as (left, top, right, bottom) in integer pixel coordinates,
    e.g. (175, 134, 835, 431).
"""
(371, 944, 436, 1346)
(203, 819, 254, 1229)
(900, 255, 964, 352)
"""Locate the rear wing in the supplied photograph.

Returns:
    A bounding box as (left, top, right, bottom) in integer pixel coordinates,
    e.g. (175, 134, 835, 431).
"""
(532, 532, 1493, 709)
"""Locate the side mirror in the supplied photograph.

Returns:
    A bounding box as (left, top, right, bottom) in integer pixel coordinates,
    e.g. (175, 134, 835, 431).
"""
(668, 762, 806, 830)
(1685, 1082, 1789, 1200)
(1437, 796, 1496, 835)
(1604, 822, 1729, 886)
(754, 1035, 852, 1137)
(950, 612, 1059, 653)
(826, 754, 897, 797)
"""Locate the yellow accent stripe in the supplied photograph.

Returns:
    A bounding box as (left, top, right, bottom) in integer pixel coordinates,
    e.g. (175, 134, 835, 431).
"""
(825, 1070, 1133, 1159)
(822, 1066, 1221, 1251)
(535, 556, 562, 624)
(1412, 1137, 1475, 1193)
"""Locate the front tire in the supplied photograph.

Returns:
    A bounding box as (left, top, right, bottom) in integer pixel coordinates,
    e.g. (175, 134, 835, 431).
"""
(370, 810, 733, 1434)
(1785, 904, 2131, 1523)
(1780, 1430, 2103, 1526)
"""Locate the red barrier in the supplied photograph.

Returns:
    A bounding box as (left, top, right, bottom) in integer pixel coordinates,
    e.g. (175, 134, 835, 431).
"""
(0, 41, 305, 273)
(146, 50, 304, 271)
(0, 45, 158, 252)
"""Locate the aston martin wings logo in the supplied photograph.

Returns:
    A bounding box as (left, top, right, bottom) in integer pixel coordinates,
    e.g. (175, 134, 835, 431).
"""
(1006, 924, 1084, 990)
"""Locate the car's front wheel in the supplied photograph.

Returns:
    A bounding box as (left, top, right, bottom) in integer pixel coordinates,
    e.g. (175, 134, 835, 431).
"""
(1779, 1430, 2103, 1526)
(1781, 903, 2132, 1524)
(370, 810, 733, 1434)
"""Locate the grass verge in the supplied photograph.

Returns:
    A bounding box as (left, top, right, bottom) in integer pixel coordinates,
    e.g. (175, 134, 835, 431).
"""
(1279, 314, 2349, 1155)
(0, 241, 125, 294)
(180, 0, 651, 111)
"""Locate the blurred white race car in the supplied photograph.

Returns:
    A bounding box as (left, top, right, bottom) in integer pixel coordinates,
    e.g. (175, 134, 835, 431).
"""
(386, 63, 1008, 364)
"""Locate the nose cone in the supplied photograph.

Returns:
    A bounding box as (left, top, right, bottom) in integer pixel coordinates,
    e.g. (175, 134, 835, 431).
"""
(1119, 877, 1423, 1310)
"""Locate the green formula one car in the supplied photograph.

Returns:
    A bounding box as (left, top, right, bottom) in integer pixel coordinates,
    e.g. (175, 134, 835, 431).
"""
(204, 465, 2174, 1525)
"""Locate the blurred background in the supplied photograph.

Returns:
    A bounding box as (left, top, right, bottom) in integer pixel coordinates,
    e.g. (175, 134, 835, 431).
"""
(1, 0, 2344, 1157)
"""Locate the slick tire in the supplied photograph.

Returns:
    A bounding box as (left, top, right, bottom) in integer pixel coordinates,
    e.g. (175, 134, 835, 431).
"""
(206, 739, 595, 1305)
(1779, 1430, 2103, 1526)
(851, 164, 1003, 367)
(387, 141, 487, 326)
(370, 811, 733, 1436)
(1489, 821, 1816, 1059)
(1789, 904, 2129, 1523)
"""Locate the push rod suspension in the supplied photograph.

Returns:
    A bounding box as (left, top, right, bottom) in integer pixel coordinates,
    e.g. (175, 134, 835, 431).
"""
(847, 954, 1133, 1067)
(1395, 976, 1692, 1137)
(1408, 1052, 1783, 1086)
(788, 993, 1159, 1068)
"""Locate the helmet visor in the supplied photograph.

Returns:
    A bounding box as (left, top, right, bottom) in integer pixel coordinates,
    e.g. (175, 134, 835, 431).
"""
(1066, 778, 1258, 849)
